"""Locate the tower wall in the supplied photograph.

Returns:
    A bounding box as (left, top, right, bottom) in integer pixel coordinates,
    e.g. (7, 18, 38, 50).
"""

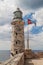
(11, 21, 25, 56)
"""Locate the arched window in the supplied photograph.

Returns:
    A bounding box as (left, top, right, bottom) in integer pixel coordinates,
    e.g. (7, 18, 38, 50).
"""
(16, 41, 17, 44)
(16, 51, 18, 54)
(16, 33, 17, 35)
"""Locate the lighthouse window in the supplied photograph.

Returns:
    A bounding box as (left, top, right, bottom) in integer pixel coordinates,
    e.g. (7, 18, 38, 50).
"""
(16, 51, 18, 54)
(16, 41, 17, 44)
(16, 33, 17, 35)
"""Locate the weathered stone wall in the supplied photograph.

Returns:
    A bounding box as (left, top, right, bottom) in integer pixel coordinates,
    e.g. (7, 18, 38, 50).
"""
(24, 49, 43, 59)
(11, 21, 25, 56)
(24, 49, 36, 59)
(1, 53, 24, 65)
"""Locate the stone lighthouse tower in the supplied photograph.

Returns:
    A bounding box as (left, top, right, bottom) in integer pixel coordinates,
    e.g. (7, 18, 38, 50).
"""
(11, 8, 25, 57)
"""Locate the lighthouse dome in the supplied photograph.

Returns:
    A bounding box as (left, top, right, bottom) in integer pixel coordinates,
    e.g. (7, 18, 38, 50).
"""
(13, 8, 22, 21)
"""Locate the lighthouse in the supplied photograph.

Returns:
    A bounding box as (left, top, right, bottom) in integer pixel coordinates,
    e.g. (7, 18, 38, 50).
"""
(11, 8, 25, 57)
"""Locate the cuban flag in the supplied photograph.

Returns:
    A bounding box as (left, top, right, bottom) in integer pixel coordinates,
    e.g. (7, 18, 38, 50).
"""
(23, 13, 36, 26)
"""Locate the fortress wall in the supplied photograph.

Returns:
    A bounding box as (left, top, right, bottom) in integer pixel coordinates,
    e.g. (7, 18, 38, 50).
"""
(1, 53, 24, 65)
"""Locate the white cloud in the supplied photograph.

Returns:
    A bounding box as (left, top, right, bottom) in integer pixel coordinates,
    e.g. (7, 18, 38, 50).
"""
(0, 24, 11, 33)
(0, 40, 10, 50)
(33, 8, 43, 26)
(0, 0, 17, 22)
(29, 32, 43, 50)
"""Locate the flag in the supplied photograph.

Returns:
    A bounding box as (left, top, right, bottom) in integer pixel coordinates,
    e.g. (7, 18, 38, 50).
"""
(34, 22, 36, 26)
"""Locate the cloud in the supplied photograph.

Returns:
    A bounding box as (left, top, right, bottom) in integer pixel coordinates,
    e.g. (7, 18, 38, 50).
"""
(33, 8, 43, 26)
(0, 24, 11, 33)
(0, 40, 10, 50)
(0, 0, 17, 25)
(0, 0, 4, 1)
(15, 0, 43, 10)
(29, 32, 43, 50)
(0, 24, 11, 41)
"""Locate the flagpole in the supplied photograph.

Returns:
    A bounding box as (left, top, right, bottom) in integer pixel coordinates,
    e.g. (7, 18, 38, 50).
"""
(27, 25, 29, 49)
(26, 19, 36, 50)
(27, 19, 31, 49)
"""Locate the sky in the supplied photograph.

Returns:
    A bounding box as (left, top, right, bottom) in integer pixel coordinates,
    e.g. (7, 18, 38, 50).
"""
(0, 0, 43, 50)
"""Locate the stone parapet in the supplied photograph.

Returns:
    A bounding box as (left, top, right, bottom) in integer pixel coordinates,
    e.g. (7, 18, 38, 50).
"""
(1, 53, 24, 65)
(24, 49, 39, 59)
